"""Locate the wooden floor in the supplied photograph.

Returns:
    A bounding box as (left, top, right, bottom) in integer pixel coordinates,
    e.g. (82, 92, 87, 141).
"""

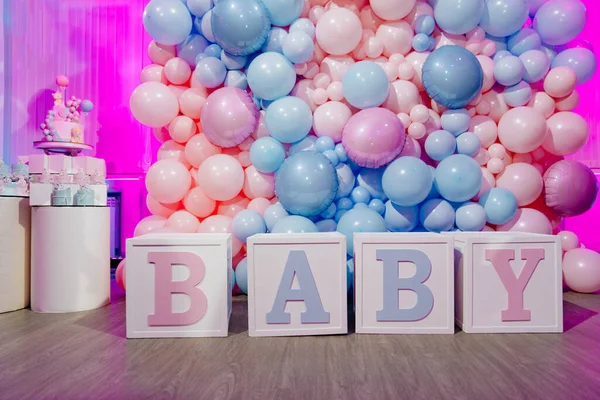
(1, 283, 600, 400)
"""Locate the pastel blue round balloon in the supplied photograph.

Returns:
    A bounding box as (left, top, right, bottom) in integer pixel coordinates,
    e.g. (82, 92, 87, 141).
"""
(494, 55, 525, 86)
(527, 0, 549, 16)
(290, 18, 316, 38)
(507, 28, 541, 56)
(369, 199, 386, 215)
(289, 135, 317, 155)
(455, 202, 487, 231)
(266, 96, 313, 143)
(342, 61, 390, 109)
(250, 137, 286, 173)
(337, 197, 354, 211)
(479, 0, 528, 38)
(434, 154, 482, 202)
(322, 150, 340, 167)
(200, 11, 215, 42)
(503, 81, 532, 107)
(316, 136, 335, 153)
(519, 50, 550, 83)
(335, 163, 356, 199)
(493, 50, 513, 62)
(271, 215, 319, 233)
(247, 52, 296, 101)
(204, 43, 222, 58)
(187, 0, 212, 17)
(337, 208, 387, 255)
(426, 167, 440, 200)
(422, 45, 483, 109)
(419, 199, 455, 232)
(541, 44, 558, 63)
(194, 56, 227, 88)
(230, 267, 236, 292)
(320, 203, 337, 219)
(232, 210, 267, 241)
(235, 258, 248, 294)
(351, 187, 371, 204)
(335, 144, 348, 163)
(384, 201, 419, 232)
(441, 109, 471, 136)
(412, 33, 431, 52)
(261, 0, 303, 27)
(224, 70, 248, 89)
(143, 0, 193, 45)
(552, 47, 597, 85)
(434, 0, 484, 35)
(415, 15, 436, 35)
(80, 100, 94, 113)
(262, 28, 288, 54)
(347, 259, 354, 292)
(275, 151, 339, 217)
(425, 130, 456, 161)
(282, 31, 314, 64)
(264, 203, 289, 231)
(357, 168, 388, 201)
(533, 0, 586, 46)
(221, 51, 247, 70)
(478, 187, 518, 225)
(177, 34, 209, 66)
(382, 157, 432, 207)
(316, 219, 337, 232)
(456, 132, 481, 157)
(211, 0, 271, 56)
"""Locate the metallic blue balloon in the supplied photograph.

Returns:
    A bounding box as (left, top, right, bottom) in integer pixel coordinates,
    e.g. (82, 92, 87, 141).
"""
(337, 208, 387, 255)
(422, 46, 483, 109)
(271, 215, 319, 233)
(434, 154, 482, 202)
(211, 0, 271, 56)
(143, 0, 193, 45)
(275, 151, 339, 217)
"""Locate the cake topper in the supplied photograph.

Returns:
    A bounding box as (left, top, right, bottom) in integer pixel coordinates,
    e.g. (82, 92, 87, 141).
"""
(40, 169, 52, 184)
(56, 169, 71, 184)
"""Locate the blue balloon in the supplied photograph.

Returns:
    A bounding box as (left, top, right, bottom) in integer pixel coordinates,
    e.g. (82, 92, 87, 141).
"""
(434, 154, 482, 202)
(187, 0, 212, 17)
(335, 209, 348, 222)
(275, 151, 339, 216)
(434, 0, 484, 35)
(533, 0, 587, 46)
(419, 199, 455, 232)
(235, 258, 248, 294)
(232, 210, 267, 241)
(478, 188, 518, 225)
(320, 203, 337, 219)
(412, 33, 431, 52)
(335, 144, 348, 163)
(177, 34, 209, 66)
(250, 137, 286, 173)
(262, 28, 288, 54)
(368, 199, 386, 215)
(351, 187, 371, 204)
(487, 34, 508, 52)
(493, 50, 513, 62)
(204, 43, 222, 58)
(322, 150, 340, 167)
(507, 28, 541, 56)
(425, 130, 456, 161)
(266, 96, 313, 143)
(415, 15, 436, 35)
(552, 47, 597, 85)
(211, 0, 271, 56)
(316, 136, 335, 153)
(80, 100, 93, 113)
(247, 52, 296, 101)
(503, 81, 532, 107)
(335, 163, 355, 199)
(289, 135, 317, 155)
(230, 266, 236, 292)
(337, 197, 354, 211)
(221, 51, 247, 70)
(455, 202, 487, 231)
(382, 157, 433, 207)
(337, 208, 387, 256)
(346, 258, 354, 293)
(282, 31, 314, 64)
(261, 0, 303, 27)
(194, 56, 227, 88)
(479, 0, 528, 38)
(143, 0, 193, 45)
(422, 46, 483, 109)
(541, 44, 558, 63)
(425, 166, 441, 200)
(357, 168, 388, 201)
(200, 11, 215, 42)
(384, 201, 419, 232)
(224, 70, 248, 89)
(441, 109, 471, 136)
(342, 61, 390, 109)
(264, 203, 289, 231)
(494, 55, 525, 86)
(456, 132, 481, 157)
(316, 219, 337, 232)
(519, 50, 550, 83)
(290, 18, 316, 39)
(271, 215, 319, 233)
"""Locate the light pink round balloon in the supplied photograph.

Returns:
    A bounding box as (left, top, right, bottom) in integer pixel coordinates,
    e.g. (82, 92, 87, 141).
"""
(217, 195, 251, 218)
(405, 51, 429, 91)
(179, 88, 207, 119)
(470, 116, 498, 149)
(184, 134, 222, 169)
(197, 154, 244, 201)
(370, 0, 416, 21)
(145, 159, 192, 204)
(376, 21, 414, 57)
(183, 186, 216, 218)
(563, 248, 600, 293)
(252, 111, 270, 140)
(315, 8, 362, 55)
(166, 210, 200, 233)
(383, 79, 421, 114)
(476, 55, 496, 92)
(496, 163, 543, 206)
(158, 140, 190, 168)
(197, 215, 243, 256)
(399, 136, 422, 158)
(360, 6, 384, 32)
(140, 64, 168, 84)
(542, 111, 589, 156)
(152, 127, 171, 143)
(134, 215, 167, 237)
(482, 88, 509, 123)
(168, 85, 187, 100)
(243, 166, 275, 199)
(498, 107, 548, 153)
(169, 115, 197, 144)
(247, 197, 272, 216)
(130, 82, 179, 128)
(497, 208, 552, 235)
(148, 41, 177, 65)
(527, 91, 556, 118)
(163, 57, 192, 85)
(543, 66, 577, 98)
(558, 231, 580, 252)
(555, 90, 579, 111)
(115, 260, 126, 291)
(320, 55, 355, 82)
(146, 194, 181, 218)
(312, 101, 352, 142)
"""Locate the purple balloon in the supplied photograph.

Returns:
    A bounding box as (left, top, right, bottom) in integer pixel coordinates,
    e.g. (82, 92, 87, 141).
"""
(342, 107, 406, 169)
(543, 160, 598, 217)
(200, 87, 260, 148)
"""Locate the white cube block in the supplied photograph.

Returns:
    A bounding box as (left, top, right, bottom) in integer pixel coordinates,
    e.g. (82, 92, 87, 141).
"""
(49, 155, 73, 174)
(28, 154, 48, 174)
(126, 233, 232, 338)
(29, 183, 107, 206)
(446, 232, 562, 333)
(354, 233, 454, 334)
(247, 233, 347, 337)
(73, 156, 106, 175)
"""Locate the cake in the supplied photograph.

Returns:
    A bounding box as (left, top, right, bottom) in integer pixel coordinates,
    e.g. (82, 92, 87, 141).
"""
(39, 76, 94, 144)
(0, 159, 30, 197)
(74, 185, 95, 206)
(51, 184, 72, 206)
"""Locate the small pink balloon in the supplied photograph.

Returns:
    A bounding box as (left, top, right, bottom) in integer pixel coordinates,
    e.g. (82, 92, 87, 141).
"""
(218, 195, 251, 218)
(563, 248, 600, 293)
(542, 111, 589, 156)
(56, 75, 70, 88)
(482, 88, 509, 123)
(476, 55, 496, 93)
(558, 231, 580, 252)
(145, 159, 191, 204)
(397, 62, 415, 80)
(399, 136, 422, 158)
(488, 143, 506, 159)
(397, 112, 411, 129)
(152, 127, 171, 143)
(476, 100, 491, 115)
(158, 140, 190, 168)
(238, 151, 252, 167)
(312, 88, 329, 105)
(163, 57, 192, 85)
(555, 90, 579, 111)
(197, 154, 244, 201)
(360, 5, 384, 32)
(475, 167, 496, 200)
(365, 36, 384, 59)
(308, 5, 325, 24)
(527, 91, 556, 118)
(487, 157, 505, 174)
(496, 163, 543, 206)
(312, 101, 352, 143)
(544, 66, 577, 98)
(512, 153, 533, 164)
(243, 166, 275, 199)
(130, 82, 179, 128)
(166, 210, 200, 233)
(409, 104, 429, 123)
(168, 85, 188, 100)
(383, 80, 420, 114)
(408, 122, 426, 139)
(148, 41, 177, 66)
(405, 51, 428, 91)
(169, 115, 197, 144)
(134, 215, 167, 237)
(498, 106, 548, 153)
(247, 197, 272, 216)
(184, 133, 222, 169)
(179, 88, 207, 119)
(115, 259, 126, 291)
(313, 73, 331, 89)
(474, 148, 490, 165)
(376, 21, 413, 57)
(146, 194, 181, 218)
(183, 186, 216, 218)
(197, 215, 243, 256)
(140, 64, 168, 84)
(320, 56, 355, 82)
(497, 208, 553, 235)
(315, 8, 362, 55)
(481, 40, 497, 57)
(326, 81, 344, 101)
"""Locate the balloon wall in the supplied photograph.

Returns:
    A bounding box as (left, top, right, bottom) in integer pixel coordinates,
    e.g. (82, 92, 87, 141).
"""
(129, 0, 600, 294)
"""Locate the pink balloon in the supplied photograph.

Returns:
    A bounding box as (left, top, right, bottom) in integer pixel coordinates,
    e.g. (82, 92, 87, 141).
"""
(558, 231, 580, 252)
(168, 84, 188, 100)
(169, 115, 197, 144)
(179, 88, 207, 120)
(326, 81, 344, 101)
(405, 51, 428, 91)
(238, 151, 252, 167)
(197, 154, 244, 201)
(496, 163, 543, 206)
(399, 136, 422, 158)
(183, 186, 216, 218)
(527, 91, 556, 118)
(370, 0, 416, 20)
(360, 6, 384, 32)
(146, 194, 181, 218)
(148, 41, 177, 66)
(184, 134, 222, 169)
(542, 111, 589, 156)
(315, 8, 362, 55)
(197, 215, 243, 257)
(497, 107, 548, 153)
(563, 248, 600, 293)
(320, 55, 355, 82)
(497, 208, 552, 235)
(475, 167, 496, 200)
(243, 166, 275, 199)
(163, 57, 192, 85)
(383, 79, 421, 114)
(476, 55, 496, 92)
(312, 101, 352, 142)
(130, 82, 179, 128)
(217, 195, 250, 217)
(115, 259, 126, 291)
(158, 140, 190, 168)
(134, 215, 167, 237)
(543, 66, 577, 98)
(405, 0, 433, 26)
(247, 197, 272, 216)
(482, 88, 509, 123)
(152, 127, 171, 143)
(140, 64, 168, 84)
(555, 90, 579, 111)
(200, 87, 259, 148)
(145, 159, 192, 204)
(376, 21, 414, 57)
(470, 116, 498, 149)
(166, 210, 200, 233)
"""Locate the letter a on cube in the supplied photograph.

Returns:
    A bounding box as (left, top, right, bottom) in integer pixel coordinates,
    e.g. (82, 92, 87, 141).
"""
(354, 233, 455, 334)
(126, 233, 232, 338)
(247, 233, 347, 337)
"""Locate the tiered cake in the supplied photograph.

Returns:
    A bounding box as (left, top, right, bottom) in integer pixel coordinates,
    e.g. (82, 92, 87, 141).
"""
(0, 158, 30, 197)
